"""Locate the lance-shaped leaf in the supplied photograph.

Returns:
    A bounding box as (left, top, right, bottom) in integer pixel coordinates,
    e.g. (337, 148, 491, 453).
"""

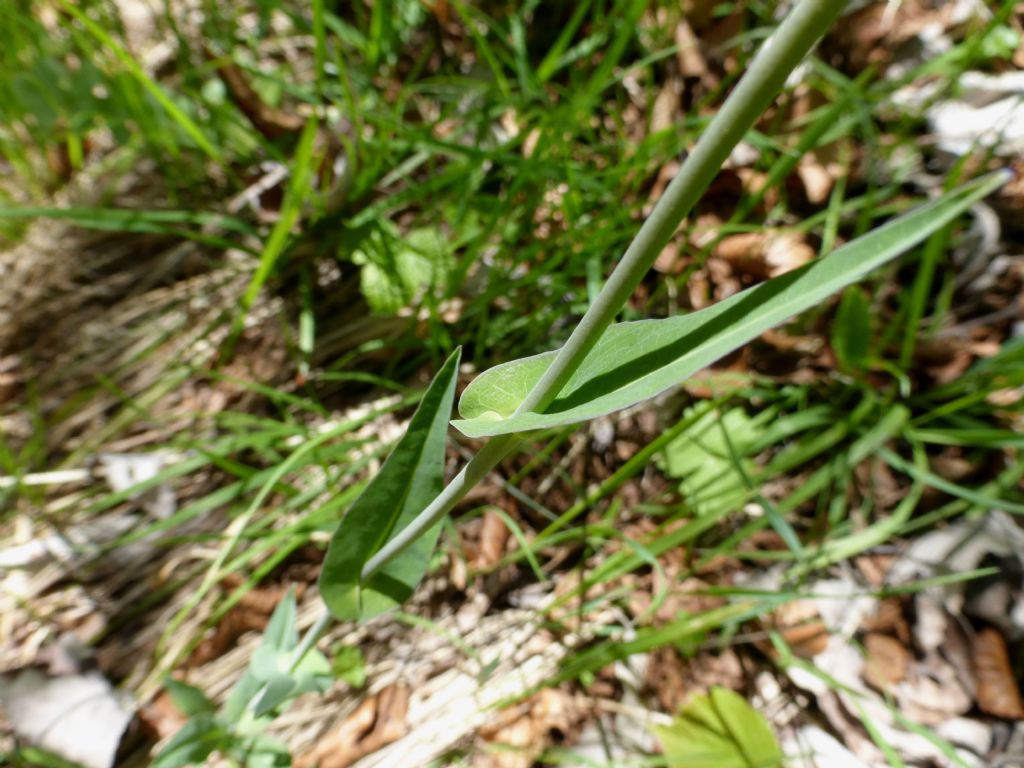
(453, 171, 1007, 438)
(320, 349, 461, 620)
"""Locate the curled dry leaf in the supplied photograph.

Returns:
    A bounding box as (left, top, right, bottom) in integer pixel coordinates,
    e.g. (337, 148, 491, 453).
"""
(209, 49, 304, 141)
(863, 633, 909, 692)
(476, 509, 511, 569)
(859, 598, 911, 644)
(762, 600, 830, 659)
(854, 555, 895, 588)
(651, 82, 681, 136)
(190, 579, 303, 666)
(714, 230, 815, 281)
(974, 627, 1024, 720)
(674, 18, 709, 80)
(476, 687, 579, 768)
(296, 684, 410, 768)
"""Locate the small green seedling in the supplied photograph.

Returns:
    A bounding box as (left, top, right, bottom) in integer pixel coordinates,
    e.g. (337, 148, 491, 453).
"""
(154, 590, 331, 768)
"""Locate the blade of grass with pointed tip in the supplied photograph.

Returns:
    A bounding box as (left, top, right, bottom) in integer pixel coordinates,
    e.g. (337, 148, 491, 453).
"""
(56, 0, 220, 162)
(227, 115, 320, 357)
(319, 349, 461, 621)
(453, 171, 1008, 438)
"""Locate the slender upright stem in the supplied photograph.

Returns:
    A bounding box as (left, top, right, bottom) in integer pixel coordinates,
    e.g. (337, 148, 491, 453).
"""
(358, 0, 848, 581)
(520, 0, 848, 414)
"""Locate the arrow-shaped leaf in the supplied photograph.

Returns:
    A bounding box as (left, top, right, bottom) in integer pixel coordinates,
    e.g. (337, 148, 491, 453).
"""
(453, 171, 1007, 438)
(320, 349, 461, 620)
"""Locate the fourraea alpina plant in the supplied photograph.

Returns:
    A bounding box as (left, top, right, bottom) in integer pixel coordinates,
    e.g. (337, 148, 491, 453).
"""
(315, 0, 1006, 630)
(164, 0, 1010, 750)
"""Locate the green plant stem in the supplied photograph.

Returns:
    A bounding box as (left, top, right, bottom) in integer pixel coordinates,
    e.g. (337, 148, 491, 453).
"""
(522, 0, 848, 415)
(360, 434, 519, 579)
(288, 608, 333, 673)
(359, 0, 847, 582)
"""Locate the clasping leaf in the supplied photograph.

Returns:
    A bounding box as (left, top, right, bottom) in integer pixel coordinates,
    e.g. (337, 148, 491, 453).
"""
(319, 349, 461, 621)
(453, 172, 1007, 438)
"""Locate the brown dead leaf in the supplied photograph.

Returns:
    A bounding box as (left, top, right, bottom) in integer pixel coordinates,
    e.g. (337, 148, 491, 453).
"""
(675, 19, 709, 80)
(653, 238, 683, 275)
(46, 140, 75, 184)
(190, 579, 303, 666)
(476, 509, 511, 568)
(686, 647, 745, 696)
(829, 0, 936, 71)
(706, 256, 740, 301)
(687, 266, 712, 310)
(651, 82, 680, 136)
(854, 555, 895, 588)
(296, 684, 410, 768)
(929, 448, 976, 484)
(860, 597, 910, 644)
(764, 231, 815, 277)
(714, 230, 814, 281)
(646, 646, 688, 713)
(796, 153, 835, 205)
(715, 233, 768, 277)
(974, 627, 1024, 720)
(863, 633, 909, 691)
(476, 688, 579, 768)
(420, 0, 449, 23)
(209, 49, 304, 141)
(762, 600, 830, 659)
(140, 690, 188, 743)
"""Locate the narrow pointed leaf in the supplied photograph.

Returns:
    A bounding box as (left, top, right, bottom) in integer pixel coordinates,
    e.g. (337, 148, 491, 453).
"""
(320, 349, 461, 620)
(453, 172, 1007, 438)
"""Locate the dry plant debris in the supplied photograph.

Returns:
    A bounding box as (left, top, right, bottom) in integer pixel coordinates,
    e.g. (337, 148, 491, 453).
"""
(295, 684, 409, 768)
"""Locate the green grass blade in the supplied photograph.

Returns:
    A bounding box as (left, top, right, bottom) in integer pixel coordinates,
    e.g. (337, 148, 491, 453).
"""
(228, 116, 320, 354)
(57, 0, 220, 162)
(319, 349, 461, 621)
(453, 171, 1009, 437)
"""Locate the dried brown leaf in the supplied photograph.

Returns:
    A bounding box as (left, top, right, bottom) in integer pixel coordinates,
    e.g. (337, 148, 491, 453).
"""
(859, 598, 910, 644)
(476, 688, 578, 768)
(674, 19, 709, 79)
(476, 509, 511, 568)
(974, 627, 1024, 720)
(863, 633, 909, 691)
(763, 601, 829, 659)
(296, 684, 410, 768)
(651, 82, 680, 136)
(190, 580, 303, 666)
(210, 51, 304, 141)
